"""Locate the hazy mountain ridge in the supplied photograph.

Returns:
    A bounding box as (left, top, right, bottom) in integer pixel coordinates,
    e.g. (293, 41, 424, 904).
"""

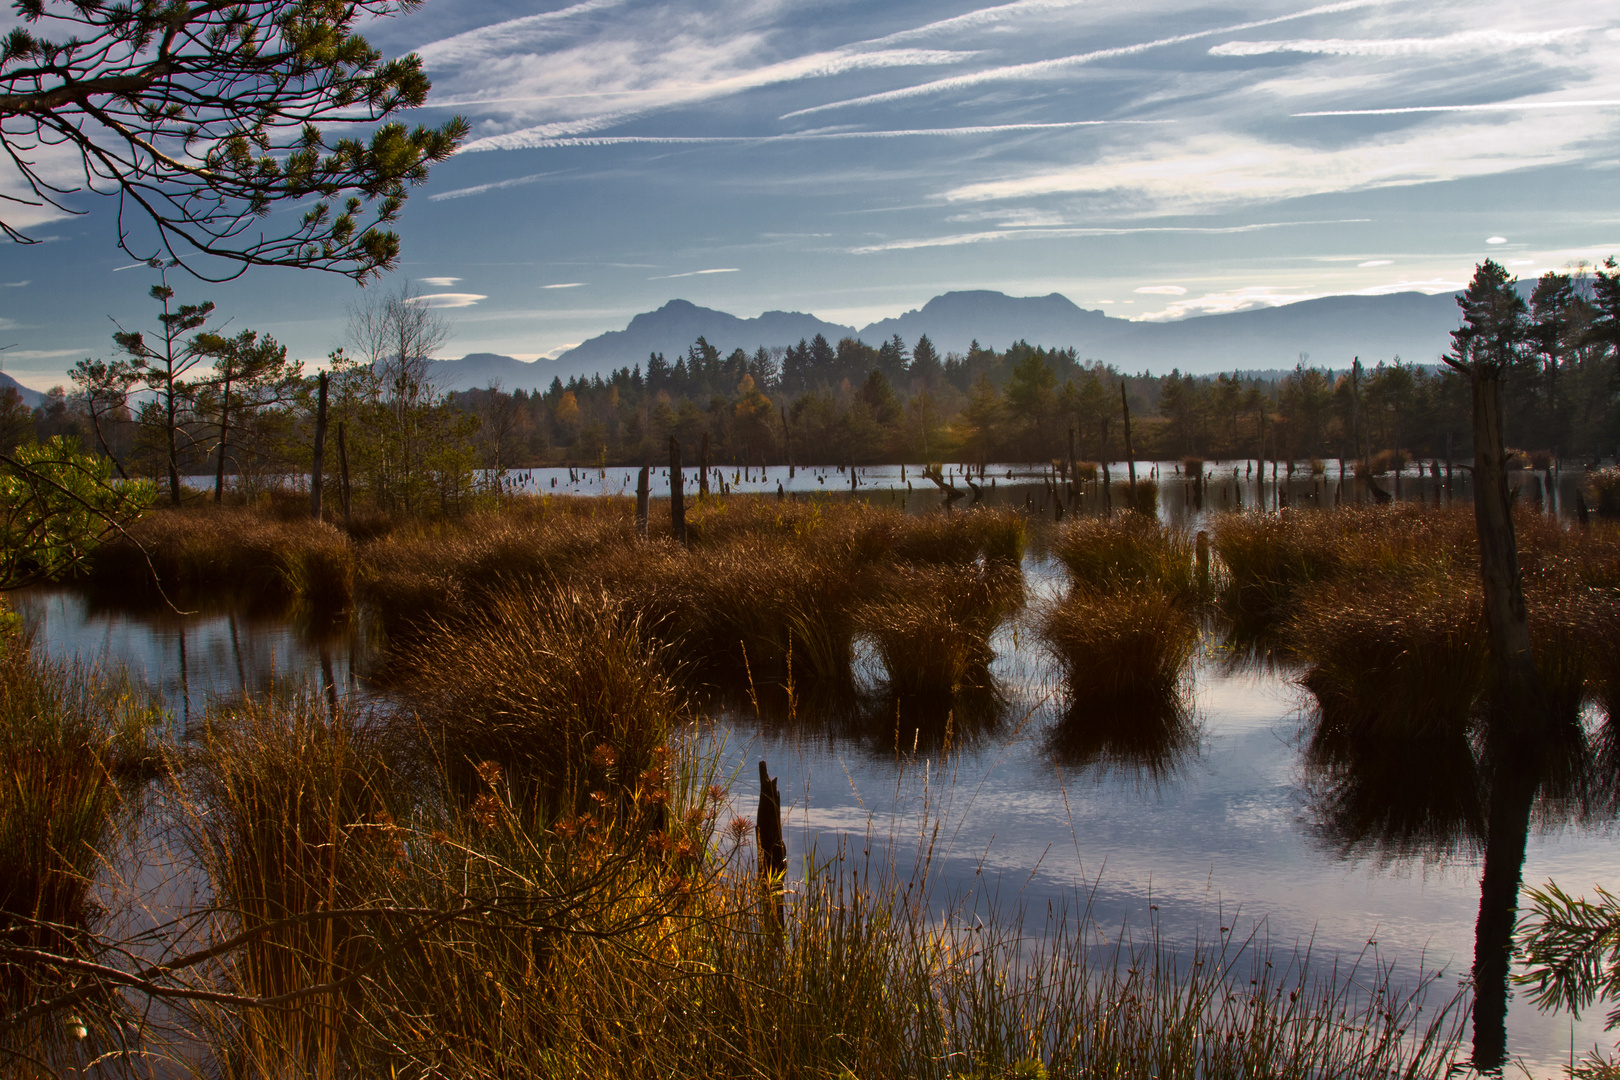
(1, 371, 44, 407)
(427, 288, 1470, 394)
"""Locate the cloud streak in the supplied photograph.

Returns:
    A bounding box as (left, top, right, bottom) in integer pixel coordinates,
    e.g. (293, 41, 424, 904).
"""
(847, 219, 1370, 253)
(461, 119, 1170, 154)
(781, 0, 1390, 119)
(1211, 27, 1588, 58)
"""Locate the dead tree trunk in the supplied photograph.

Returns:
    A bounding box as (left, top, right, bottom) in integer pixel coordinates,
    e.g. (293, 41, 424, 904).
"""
(636, 465, 650, 537)
(668, 437, 686, 545)
(1120, 380, 1136, 498)
(310, 372, 328, 521)
(757, 760, 787, 928)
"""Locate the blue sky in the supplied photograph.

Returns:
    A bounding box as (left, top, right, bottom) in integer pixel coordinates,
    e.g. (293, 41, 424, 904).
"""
(4, 0, 1620, 387)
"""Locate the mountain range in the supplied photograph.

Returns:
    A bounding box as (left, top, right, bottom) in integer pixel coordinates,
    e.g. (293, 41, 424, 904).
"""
(428, 288, 1466, 394)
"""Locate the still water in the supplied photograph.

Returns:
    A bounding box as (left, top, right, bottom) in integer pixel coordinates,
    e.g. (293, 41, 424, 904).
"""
(17, 464, 1615, 1075)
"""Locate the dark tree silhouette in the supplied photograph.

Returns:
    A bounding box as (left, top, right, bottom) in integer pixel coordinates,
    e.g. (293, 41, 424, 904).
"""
(0, 0, 465, 278)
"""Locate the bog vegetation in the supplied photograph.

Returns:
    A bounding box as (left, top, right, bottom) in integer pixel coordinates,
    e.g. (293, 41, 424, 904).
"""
(3, 259, 1620, 1076)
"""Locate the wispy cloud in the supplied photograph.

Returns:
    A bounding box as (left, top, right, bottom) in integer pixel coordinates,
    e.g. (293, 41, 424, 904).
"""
(430, 171, 566, 200)
(848, 219, 1370, 253)
(418, 276, 462, 286)
(781, 0, 1389, 119)
(1211, 27, 1588, 58)
(1294, 98, 1620, 117)
(462, 119, 1168, 154)
(652, 268, 740, 278)
(453, 46, 981, 151)
(542, 282, 587, 289)
(415, 0, 632, 67)
(1135, 285, 1187, 295)
(943, 114, 1604, 210)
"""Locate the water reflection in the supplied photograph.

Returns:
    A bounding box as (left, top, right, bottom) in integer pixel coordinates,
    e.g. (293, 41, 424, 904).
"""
(1045, 694, 1200, 785)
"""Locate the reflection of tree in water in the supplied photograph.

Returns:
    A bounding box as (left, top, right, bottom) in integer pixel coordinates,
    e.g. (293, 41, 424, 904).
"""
(1300, 678, 1614, 1072)
(1044, 690, 1200, 786)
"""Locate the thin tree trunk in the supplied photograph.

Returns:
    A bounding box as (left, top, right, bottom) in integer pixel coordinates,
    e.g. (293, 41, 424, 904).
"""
(165, 382, 181, 507)
(213, 379, 231, 504)
(781, 405, 794, 478)
(311, 372, 329, 521)
(337, 421, 352, 529)
(1120, 381, 1136, 496)
(668, 437, 686, 545)
(636, 465, 650, 537)
(1471, 363, 1542, 724)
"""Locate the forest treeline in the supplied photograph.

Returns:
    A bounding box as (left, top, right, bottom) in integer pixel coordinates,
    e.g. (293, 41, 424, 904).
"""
(3, 265, 1617, 513)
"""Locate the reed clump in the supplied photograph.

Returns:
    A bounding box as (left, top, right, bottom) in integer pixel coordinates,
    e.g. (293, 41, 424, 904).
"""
(1587, 467, 1620, 516)
(858, 562, 1023, 700)
(1051, 511, 1195, 600)
(1111, 476, 1159, 515)
(91, 505, 356, 612)
(398, 585, 681, 824)
(1287, 580, 1486, 741)
(1041, 587, 1199, 707)
(1212, 505, 1467, 624)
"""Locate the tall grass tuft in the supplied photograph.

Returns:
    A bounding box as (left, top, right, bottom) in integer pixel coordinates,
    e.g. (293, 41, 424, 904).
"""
(1041, 587, 1199, 707)
(183, 690, 401, 1078)
(1287, 580, 1485, 741)
(1052, 512, 1195, 600)
(0, 637, 159, 1071)
(399, 585, 680, 824)
(859, 562, 1022, 701)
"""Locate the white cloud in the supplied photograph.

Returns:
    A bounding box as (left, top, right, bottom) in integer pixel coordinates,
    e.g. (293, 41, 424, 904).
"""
(1486, 236, 1508, 244)
(1293, 99, 1620, 118)
(407, 292, 488, 308)
(1211, 27, 1588, 58)
(1133, 285, 1316, 320)
(542, 282, 587, 289)
(1508, 259, 1536, 265)
(1353, 278, 1465, 295)
(418, 276, 462, 286)
(1358, 259, 1393, 266)
(652, 268, 740, 278)
(2, 280, 27, 287)
(1135, 285, 1188, 295)
(943, 114, 1606, 212)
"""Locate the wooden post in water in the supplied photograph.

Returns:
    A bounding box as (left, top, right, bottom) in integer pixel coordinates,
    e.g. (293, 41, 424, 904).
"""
(757, 759, 787, 928)
(1067, 424, 1077, 500)
(699, 432, 710, 498)
(668, 437, 686, 545)
(336, 420, 352, 529)
(635, 465, 650, 537)
(310, 371, 328, 520)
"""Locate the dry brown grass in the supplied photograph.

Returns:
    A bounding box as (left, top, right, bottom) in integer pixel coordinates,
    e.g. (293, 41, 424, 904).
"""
(1041, 587, 1199, 706)
(1052, 511, 1195, 599)
(90, 505, 356, 612)
(858, 562, 1023, 700)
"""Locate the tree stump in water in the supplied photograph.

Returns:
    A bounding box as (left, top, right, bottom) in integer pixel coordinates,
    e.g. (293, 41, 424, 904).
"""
(757, 760, 787, 928)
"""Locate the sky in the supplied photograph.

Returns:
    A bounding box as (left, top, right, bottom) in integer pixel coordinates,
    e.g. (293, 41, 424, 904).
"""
(4, 0, 1620, 388)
